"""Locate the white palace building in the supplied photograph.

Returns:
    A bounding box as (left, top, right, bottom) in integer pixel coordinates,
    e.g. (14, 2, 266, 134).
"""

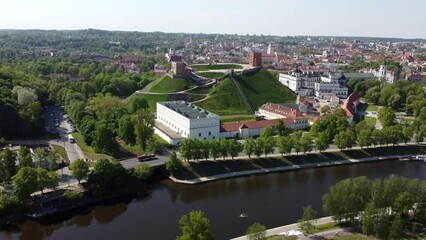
(155, 101, 220, 145)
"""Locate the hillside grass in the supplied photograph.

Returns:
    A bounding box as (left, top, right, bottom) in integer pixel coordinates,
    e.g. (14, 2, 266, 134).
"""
(191, 64, 243, 70)
(187, 87, 213, 95)
(220, 115, 256, 123)
(150, 76, 194, 93)
(141, 94, 169, 112)
(235, 69, 296, 108)
(196, 78, 248, 115)
(196, 72, 225, 78)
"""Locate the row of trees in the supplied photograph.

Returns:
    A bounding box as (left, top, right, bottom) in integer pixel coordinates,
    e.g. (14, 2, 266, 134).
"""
(323, 175, 426, 239)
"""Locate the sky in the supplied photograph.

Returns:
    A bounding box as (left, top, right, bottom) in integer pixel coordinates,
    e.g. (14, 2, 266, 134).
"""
(0, 0, 425, 39)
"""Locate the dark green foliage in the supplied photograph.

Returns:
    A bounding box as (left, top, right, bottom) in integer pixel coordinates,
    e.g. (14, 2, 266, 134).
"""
(165, 151, 182, 176)
(62, 190, 84, 203)
(177, 210, 214, 240)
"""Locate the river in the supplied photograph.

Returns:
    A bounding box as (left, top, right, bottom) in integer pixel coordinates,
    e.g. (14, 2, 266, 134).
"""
(2, 160, 426, 240)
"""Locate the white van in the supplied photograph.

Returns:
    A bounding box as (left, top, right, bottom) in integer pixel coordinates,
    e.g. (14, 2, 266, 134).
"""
(68, 134, 75, 143)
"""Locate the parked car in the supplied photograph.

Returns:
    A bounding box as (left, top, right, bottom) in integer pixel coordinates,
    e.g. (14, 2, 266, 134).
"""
(137, 153, 156, 161)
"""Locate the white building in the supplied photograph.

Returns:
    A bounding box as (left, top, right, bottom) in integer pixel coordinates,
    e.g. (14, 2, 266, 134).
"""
(155, 101, 220, 144)
(314, 81, 348, 99)
(279, 68, 321, 96)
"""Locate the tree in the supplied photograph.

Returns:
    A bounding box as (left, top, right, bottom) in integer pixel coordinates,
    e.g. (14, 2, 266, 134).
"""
(364, 86, 381, 104)
(334, 130, 355, 150)
(210, 140, 220, 160)
(320, 105, 330, 115)
(300, 134, 313, 154)
(244, 138, 256, 158)
(375, 210, 390, 240)
(200, 141, 210, 161)
(18, 146, 33, 168)
(357, 130, 373, 148)
(177, 210, 214, 240)
(378, 107, 396, 128)
(89, 159, 132, 195)
(298, 205, 317, 235)
(12, 167, 38, 201)
(165, 151, 182, 176)
(275, 120, 290, 136)
(92, 122, 115, 154)
(70, 159, 90, 184)
(277, 136, 294, 156)
(147, 136, 162, 154)
(129, 96, 148, 114)
(47, 150, 59, 171)
(402, 125, 413, 144)
(47, 171, 60, 190)
(362, 201, 375, 236)
(179, 138, 194, 161)
(228, 139, 242, 160)
(389, 213, 404, 240)
(219, 138, 229, 160)
(415, 131, 424, 143)
(118, 115, 135, 144)
(246, 222, 266, 240)
(37, 167, 51, 194)
(260, 126, 274, 138)
(133, 109, 154, 150)
(33, 147, 46, 168)
(315, 132, 329, 152)
(1, 148, 16, 179)
(135, 163, 152, 181)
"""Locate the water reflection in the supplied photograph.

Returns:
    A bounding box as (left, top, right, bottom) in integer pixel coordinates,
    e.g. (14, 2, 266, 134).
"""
(2, 161, 426, 240)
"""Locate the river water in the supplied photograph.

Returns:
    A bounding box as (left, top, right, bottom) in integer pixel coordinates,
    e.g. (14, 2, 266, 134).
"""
(3, 160, 426, 240)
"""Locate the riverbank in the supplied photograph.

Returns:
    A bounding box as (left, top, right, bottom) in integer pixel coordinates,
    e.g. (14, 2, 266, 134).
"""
(170, 144, 426, 184)
(231, 216, 335, 240)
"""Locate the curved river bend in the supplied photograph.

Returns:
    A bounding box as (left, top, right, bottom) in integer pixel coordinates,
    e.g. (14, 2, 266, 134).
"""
(3, 160, 426, 240)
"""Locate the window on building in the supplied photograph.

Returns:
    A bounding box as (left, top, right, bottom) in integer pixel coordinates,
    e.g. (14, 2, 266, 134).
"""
(198, 133, 201, 137)
(213, 136, 215, 139)
(208, 131, 211, 136)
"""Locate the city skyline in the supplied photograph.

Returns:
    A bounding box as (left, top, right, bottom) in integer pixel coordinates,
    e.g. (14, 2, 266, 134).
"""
(0, 0, 425, 39)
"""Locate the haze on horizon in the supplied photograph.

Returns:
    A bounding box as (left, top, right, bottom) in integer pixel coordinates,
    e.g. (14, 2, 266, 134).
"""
(0, 0, 425, 39)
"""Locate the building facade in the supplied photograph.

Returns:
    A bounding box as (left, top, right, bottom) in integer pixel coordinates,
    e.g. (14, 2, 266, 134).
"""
(258, 103, 310, 129)
(155, 101, 220, 144)
(249, 52, 262, 67)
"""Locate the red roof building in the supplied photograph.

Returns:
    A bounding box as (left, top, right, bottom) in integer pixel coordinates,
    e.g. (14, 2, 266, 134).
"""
(258, 103, 310, 129)
(219, 119, 295, 139)
(342, 92, 360, 121)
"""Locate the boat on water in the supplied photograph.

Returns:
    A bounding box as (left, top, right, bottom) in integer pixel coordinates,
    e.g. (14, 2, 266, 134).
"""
(239, 213, 248, 218)
(408, 155, 426, 162)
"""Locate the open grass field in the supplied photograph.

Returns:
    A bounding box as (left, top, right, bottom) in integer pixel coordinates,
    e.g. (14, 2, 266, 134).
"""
(71, 132, 113, 161)
(140, 94, 169, 112)
(52, 144, 70, 163)
(366, 104, 379, 111)
(149, 76, 194, 93)
(196, 78, 248, 115)
(235, 69, 296, 108)
(364, 116, 377, 126)
(191, 64, 243, 70)
(196, 72, 225, 78)
(174, 145, 426, 180)
(117, 134, 168, 156)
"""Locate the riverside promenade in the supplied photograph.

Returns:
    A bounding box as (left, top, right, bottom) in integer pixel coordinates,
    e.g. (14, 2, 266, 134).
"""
(231, 216, 335, 240)
(170, 153, 414, 184)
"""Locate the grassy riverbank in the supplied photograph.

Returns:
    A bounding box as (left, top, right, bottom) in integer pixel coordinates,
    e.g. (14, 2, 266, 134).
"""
(174, 145, 426, 180)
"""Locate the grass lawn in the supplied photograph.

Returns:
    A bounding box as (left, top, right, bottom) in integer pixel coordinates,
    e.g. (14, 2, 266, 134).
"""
(191, 64, 243, 70)
(186, 87, 213, 95)
(187, 94, 206, 102)
(196, 72, 225, 78)
(117, 134, 169, 156)
(220, 115, 256, 123)
(329, 234, 376, 240)
(311, 222, 340, 234)
(364, 116, 377, 126)
(235, 69, 296, 108)
(141, 94, 170, 112)
(197, 78, 248, 115)
(150, 76, 194, 93)
(174, 145, 426, 180)
(71, 132, 113, 161)
(52, 144, 70, 163)
(366, 104, 379, 111)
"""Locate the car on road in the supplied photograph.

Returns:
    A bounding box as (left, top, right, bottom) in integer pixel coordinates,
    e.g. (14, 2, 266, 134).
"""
(137, 153, 156, 161)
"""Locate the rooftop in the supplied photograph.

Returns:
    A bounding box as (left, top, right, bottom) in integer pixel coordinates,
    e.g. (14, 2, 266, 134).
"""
(159, 101, 218, 119)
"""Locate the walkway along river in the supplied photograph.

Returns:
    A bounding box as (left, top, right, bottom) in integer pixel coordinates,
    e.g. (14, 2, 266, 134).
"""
(3, 160, 426, 240)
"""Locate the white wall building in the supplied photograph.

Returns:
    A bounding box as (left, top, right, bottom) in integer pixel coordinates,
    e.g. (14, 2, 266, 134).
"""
(279, 69, 320, 96)
(155, 101, 220, 144)
(314, 81, 348, 99)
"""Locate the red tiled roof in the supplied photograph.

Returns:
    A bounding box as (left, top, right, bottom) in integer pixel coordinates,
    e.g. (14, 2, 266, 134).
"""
(169, 55, 183, 62)
(220, 119, 294, 132)
(342, 92, 360, 117)
(259, 103, 306, 119)
(119, 55, 140, 63)
(298, 96, 313, 106)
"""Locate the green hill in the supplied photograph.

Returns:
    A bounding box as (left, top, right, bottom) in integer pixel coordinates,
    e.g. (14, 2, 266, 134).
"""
(196, 78, 248, 116)
(235, 69, 296, 109)
(149, 76, 194, 93)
